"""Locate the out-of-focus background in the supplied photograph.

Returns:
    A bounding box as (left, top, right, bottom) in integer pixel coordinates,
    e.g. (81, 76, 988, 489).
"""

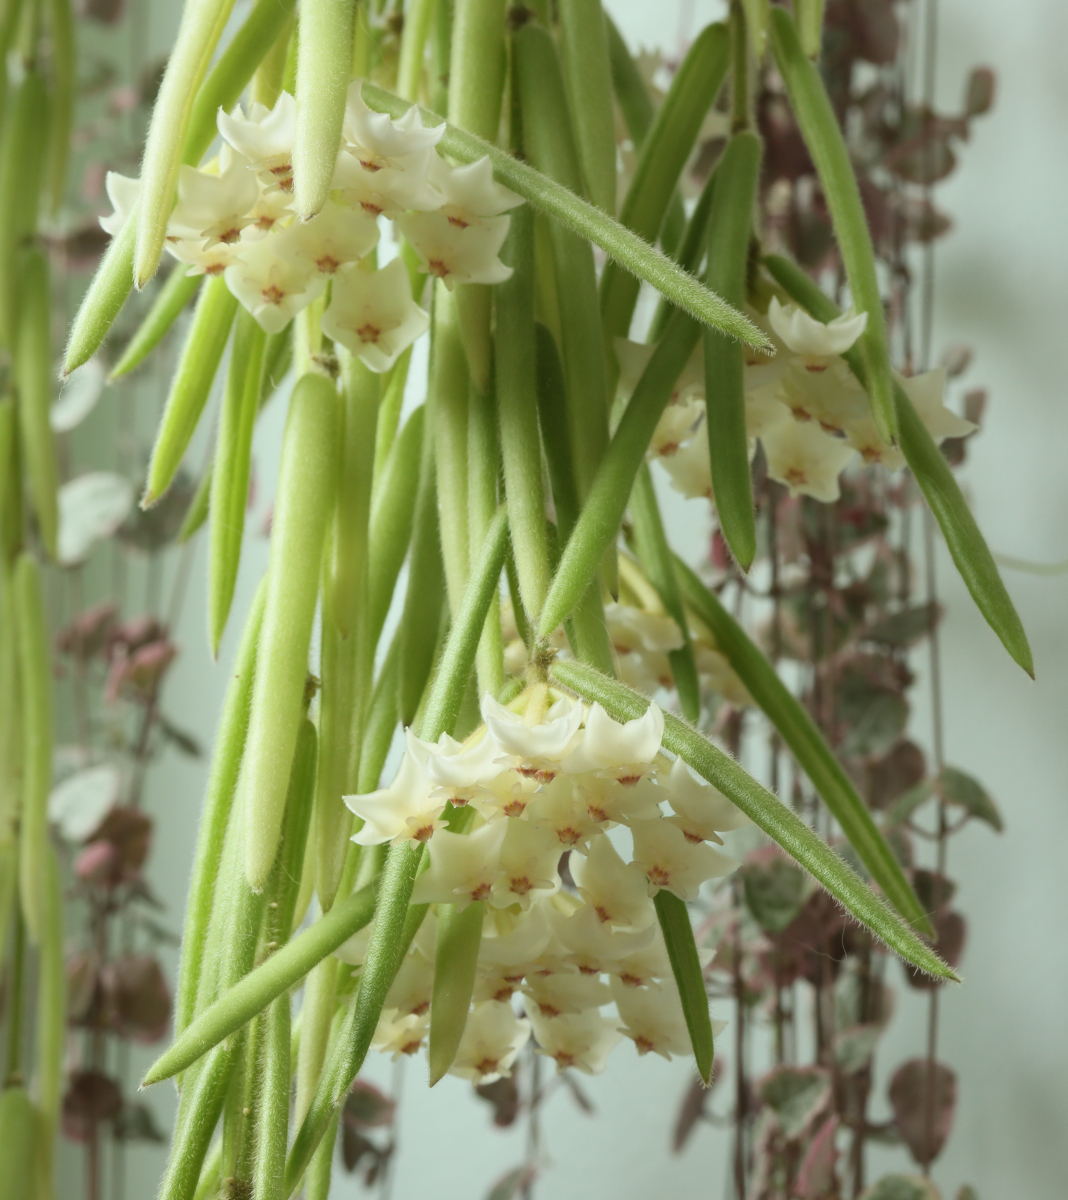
(58, 1, 1068, 1197)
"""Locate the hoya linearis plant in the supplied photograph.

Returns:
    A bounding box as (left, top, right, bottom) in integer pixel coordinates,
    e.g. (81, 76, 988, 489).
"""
(6, 1, 1025, 1198)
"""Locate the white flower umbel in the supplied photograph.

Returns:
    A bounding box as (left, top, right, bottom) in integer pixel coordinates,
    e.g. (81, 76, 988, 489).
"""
(223, 236, 325, 332)
(396, 210, 513, 289)
(527, 1003, 622, 1074)
(448, 1000, 530, 1084)
(570, 837, 655, 930)
(168, 155, 259, 247)
(320, 257, 429, 373)
(760, 417, 858, 502)
(410, 818, 507, 905)
(99, 172, 140, 237)
(217, 93, 296, 193)
(344, 749, 447, 846)
(768, 296, 868, 360)
(630, 818, 738, 901)
(611, 978, 693, 1060)
(276, 199, 379, 277)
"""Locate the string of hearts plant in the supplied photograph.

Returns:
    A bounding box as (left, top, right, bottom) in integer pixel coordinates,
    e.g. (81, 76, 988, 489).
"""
(0, 0, 1030, 1198)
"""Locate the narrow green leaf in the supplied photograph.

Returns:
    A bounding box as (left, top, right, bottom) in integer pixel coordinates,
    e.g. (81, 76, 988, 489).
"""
(769, 7, 897, 443)
(14, 554, 52, 944)
(175, 581, 266, 1039)
(515, 24, 610, 507)
(430, 284, 471, 612)
(36, 846, 65, 1141)
(15, 249, 59, 561)
(537, 306, 700, 640)
(673, 555, 932, 934)
(0, 71, 48, 345)
(362, 83, 768, 349)
(396, 0, 437, 102)
(240, 373, 339, 891)
(448, 0, 506, 141)
(358, 632, 403, 793)
(156, 1042, 237, 1200)
(558, 0, 617, 214)
(145, 276, 239, 505)
(764, 252, 1034, 678)
(654, 889, 714, 1084)
(549, 660, 954, 979)
(143, 884, 375, 1086)
(428, 900, 484, 1084)
(397, 420, 446, 727)
(0, 1089, 36, 1198)
(209, 311, 266, 655)
(497, 206, 551, 624)
(135, 0, 238, 285)
(628, 468, 701, 722)
(178, 457, 213, 544)
(600, 22, 730, 342)
(0, 399, 21, 563)
(421, 505, 510, 742)
(703, 132, 762, 571)
(110, 269, 202, 380)
(44, 0, 76, 215)
(285, 865, 428, 1194)
(251, 994, 290, 1200)
(294, 0, 356, 220)
(63, 208, 138, 376)
(372, 350, 413, 493)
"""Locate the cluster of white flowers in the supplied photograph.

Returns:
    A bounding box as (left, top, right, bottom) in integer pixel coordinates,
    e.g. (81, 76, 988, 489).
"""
(338, 691, 745, 1083)
(624, 298, 975, 504)
(101, 84, 522, 369)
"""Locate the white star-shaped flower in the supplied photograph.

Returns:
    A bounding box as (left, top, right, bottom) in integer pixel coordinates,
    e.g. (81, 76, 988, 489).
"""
(522, 972, 610, 1017)
(562, 701, 664, 783)
(611, 978, 694, 1060)
(664, 757, 749, 845)
(525, 776, 602, 850)
(481, 693, 584, 781)
(760, 417, 858, 502)
(275, 199, 379, 276)
(527, 1002, 622, 1074)
(427, 154, 523, 221)
(217, 93, 296, 193)
(658, 431, 712, 500)
(372, 1007, 429, 1059)
(570, 836, 655, 930)
(768, 296, 868, 359)
(546, 899, 656, 975)
(449, 1000, 530, 1084)
(344, 749, 447, 846)
(410, 818, 507, 905)
(223, 235, 325, 332)
(320, 257, 429, 373)
(630, 817, 738, 901)
(395, 210, 513, 289)
(168, 155, 259, 247)
(491, 819, 561, 910)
